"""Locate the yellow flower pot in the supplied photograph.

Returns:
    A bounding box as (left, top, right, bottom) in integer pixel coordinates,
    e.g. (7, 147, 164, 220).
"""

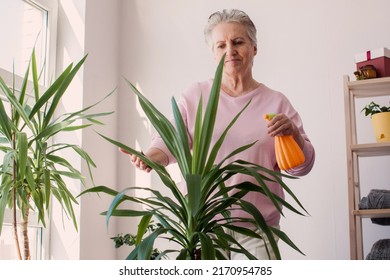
(371, 112, 390, 142)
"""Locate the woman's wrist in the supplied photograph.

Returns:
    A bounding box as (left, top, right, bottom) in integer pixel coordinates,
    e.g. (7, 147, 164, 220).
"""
(145, 147, 169, 167)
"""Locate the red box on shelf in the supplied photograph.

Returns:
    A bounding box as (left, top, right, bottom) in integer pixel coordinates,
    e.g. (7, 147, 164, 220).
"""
(355, 48, 390, 78)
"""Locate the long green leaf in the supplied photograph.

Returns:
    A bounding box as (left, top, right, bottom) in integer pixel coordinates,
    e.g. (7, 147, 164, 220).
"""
(233, 181, 305, 216)
(62, 124, 92, 132)
(51, 170, 84, 182)
(105, 188, 131, 228)
(77, 185, 120, 198)
(16, 132, 28, 181)
(191, 96, 203, 173)
(0, 78, 15, 140)
(186, 174, 201, 217)
(198, 232, 215, 260)
(213, 227, 257, 260)
(52, 174, 79, 204)
(271, 226, 305, 256)
(44, 169, 51, 209)
(204, 99, 251, 173)
(31, 49, 40, 103)
(222, 224, 263, 239)
(171, 97, 192, 174)
(137, 228, 166, 260)
(29, 63, 73, 118)
(239, 200, 281, 259)
(235, 159, 308, 215)
(63, 87, 116, 122)
(29, 185, 46, 227)
(53, 176, 78, 230)
(24, 162, 36, 193)
(97, 133, 186, 205)
(194, 54, 225, 174)
(0, 76, 35, 133)
(15, 58, 30, 127)
(43, 54, 88, 128)
(125, 79, 191, 176)
(0, 182, 12, 234)
(102, 209, 153, 217)
(70, 145, 97, 168)
(136, 214, 152, 245)
(31, 49, 41, 123)
(33, 120, 75, 142)
(126, 246, 140, 260)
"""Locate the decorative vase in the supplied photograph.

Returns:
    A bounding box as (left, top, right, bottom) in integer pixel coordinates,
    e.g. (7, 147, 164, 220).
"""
(371, 111, 390, 143)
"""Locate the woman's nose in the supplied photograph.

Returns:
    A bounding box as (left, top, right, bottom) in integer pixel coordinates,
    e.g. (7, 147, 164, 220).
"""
(226, 43, 237, 55)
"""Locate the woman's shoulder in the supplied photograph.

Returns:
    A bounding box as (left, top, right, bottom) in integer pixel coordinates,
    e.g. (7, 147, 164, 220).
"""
(258, 83, 291, 103)
(259, 83, 284, 96)
(181, 79, 213, 100)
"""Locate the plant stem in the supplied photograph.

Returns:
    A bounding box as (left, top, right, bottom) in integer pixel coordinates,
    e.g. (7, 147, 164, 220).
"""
(21, 203, 31, 260)
(11, 129, 22, 260)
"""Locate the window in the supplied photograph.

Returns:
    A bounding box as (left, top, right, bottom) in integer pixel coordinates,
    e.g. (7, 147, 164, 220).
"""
(0, 0, 58, 260)
(0, 0, 57, 86)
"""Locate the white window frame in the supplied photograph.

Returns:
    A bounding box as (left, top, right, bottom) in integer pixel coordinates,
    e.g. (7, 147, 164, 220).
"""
(0, 0, 58, 260)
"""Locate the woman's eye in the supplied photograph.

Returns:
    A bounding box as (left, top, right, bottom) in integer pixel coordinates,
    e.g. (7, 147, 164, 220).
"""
(217, 44, 225, 49)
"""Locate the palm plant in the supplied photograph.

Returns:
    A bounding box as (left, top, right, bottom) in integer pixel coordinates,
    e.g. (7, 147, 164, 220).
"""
(81, 56, 307, 260)
(0, 50, 112, 259)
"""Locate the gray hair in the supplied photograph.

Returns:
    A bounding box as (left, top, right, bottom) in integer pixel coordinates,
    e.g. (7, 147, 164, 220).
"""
(204, 9, 257, 49)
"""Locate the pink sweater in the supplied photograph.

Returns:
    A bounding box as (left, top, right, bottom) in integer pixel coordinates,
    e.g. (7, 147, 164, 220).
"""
(150, 79, 315, 226)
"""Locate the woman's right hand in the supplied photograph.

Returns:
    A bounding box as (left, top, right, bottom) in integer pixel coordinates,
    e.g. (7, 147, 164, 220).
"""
(119, 148, 152, 173)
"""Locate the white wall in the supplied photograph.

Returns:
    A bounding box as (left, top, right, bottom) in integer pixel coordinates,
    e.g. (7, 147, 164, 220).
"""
(115, 0, 390, 260)
(50, 0, 87, 260)
(50, 0, 119, 259)
(79, 0, 120, 260)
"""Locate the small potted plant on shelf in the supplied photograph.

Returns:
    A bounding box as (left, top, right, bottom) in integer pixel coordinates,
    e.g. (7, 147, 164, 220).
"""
(361, 101, 390, 142)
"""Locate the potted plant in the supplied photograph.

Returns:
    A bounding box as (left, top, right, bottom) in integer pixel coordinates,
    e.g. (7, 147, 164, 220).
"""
(361, 101, 390, 142)
(0, 50, 112, 259)
(80, 56, 307, 260)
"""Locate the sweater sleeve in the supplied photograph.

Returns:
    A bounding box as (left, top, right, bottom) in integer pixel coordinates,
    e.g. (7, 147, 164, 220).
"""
(269, 91, 315, 177)
(149, 82, 201, 165)
(285, 137, 315, 176)
(283, 108, 315, 176)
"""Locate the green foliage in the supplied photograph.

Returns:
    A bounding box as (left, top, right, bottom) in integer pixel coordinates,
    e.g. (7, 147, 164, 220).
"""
(111, 222, 166, 260)
(361, 101, 390, 117)
(81, 55, 307, 260)
(0, 50, 113, 259)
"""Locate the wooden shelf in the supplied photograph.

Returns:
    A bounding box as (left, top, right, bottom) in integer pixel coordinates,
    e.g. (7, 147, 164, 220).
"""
(344, 74, 390, 260)
(353, 209, 390, 218)
(350, 142, 390, 156)
(346, 77, 390, 97)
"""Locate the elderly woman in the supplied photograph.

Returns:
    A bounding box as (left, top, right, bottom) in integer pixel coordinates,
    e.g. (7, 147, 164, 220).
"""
(123, 9, 315, 259)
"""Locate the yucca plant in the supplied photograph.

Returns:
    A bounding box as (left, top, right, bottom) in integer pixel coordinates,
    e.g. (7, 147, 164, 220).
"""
(0, 50, 112, 260)
(81, 56, 307, 260)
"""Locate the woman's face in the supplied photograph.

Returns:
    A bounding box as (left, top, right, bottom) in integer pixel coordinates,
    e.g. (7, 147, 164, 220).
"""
(211, 22, 257, 78)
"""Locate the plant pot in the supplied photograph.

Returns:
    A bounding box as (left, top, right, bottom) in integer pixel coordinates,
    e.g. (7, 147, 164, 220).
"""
(371, 112, 390, 143)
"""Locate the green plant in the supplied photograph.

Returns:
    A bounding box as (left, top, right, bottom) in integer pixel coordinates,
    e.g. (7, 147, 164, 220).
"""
(0, 50, 112, 259)
(111, 222, 166, 260)
(81, 56, 307, 260)
(361, 101, 390, 117)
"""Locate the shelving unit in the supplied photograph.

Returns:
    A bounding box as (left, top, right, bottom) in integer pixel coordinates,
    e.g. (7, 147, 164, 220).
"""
(344, 75, 390, 259)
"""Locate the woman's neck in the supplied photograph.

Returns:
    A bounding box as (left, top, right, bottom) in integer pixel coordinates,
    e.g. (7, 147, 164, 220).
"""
(221, 74, 259, 97)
